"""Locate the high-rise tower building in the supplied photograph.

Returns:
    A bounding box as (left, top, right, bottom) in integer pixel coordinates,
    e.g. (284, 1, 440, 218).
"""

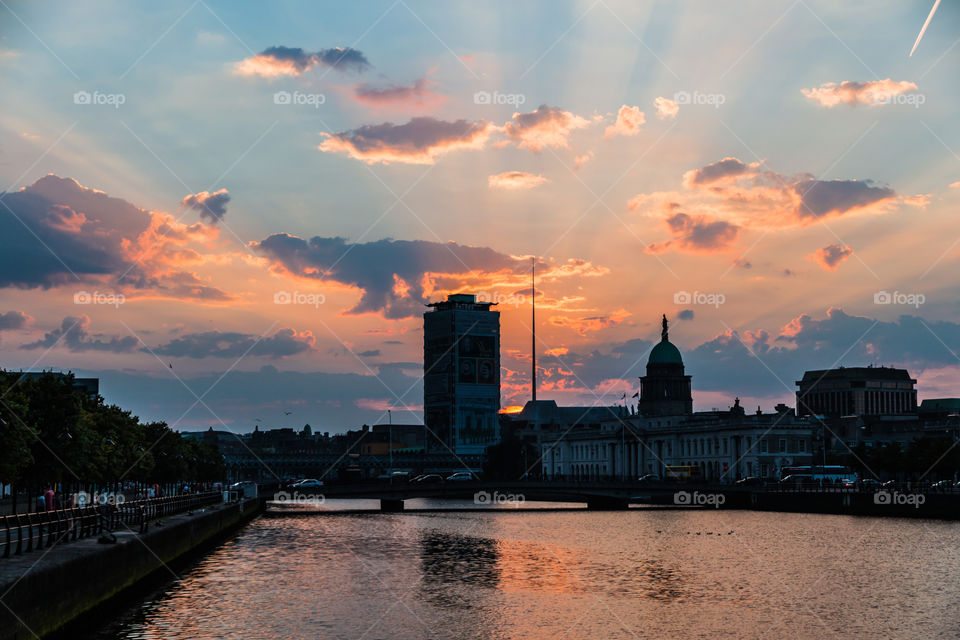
(423, 294, 501, 454)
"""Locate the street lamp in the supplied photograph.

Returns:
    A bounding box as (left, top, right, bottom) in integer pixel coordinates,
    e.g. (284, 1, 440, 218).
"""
(388, 409, 393, 484)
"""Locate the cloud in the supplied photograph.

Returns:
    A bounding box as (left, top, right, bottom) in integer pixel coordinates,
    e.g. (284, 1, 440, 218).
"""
(604, 105, 645, 138)
(629, 157, 902, 245)
(574, 152, 594, 170)
(549, 309, 630, 335)
(502, 104, 590, 151)
(677, 309, 694, 320)
(808, 243, 854, 271)
(352, 78, 442, 108)
(488, 171, 548, 190)
(253, 234, 518, 318)
(318, 117, 494, 165)
(0, 175, 231, 301)
(254, 234, 604, 319)
(357, 349, 381, 357)
(234, 46, 370, 77)
(151, 328, 314, 359)
(648, 211, 740, 254)
(20, 315, 138, 353)
(654, 96, 679, 119)
(181, 188, 230, 224)
(801, 79, 918, 107)
(682, 157, 756, 188)
(0, 310, 30, 330)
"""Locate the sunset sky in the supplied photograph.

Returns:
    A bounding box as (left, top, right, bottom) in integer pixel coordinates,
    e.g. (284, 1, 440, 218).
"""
(2, 1, 960, 432)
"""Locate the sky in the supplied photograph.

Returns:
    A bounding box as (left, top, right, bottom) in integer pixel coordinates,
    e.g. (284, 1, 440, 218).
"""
(2, 0, 960, 433)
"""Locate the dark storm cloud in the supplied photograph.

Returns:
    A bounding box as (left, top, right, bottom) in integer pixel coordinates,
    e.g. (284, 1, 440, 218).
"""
(0, 175, 150, 288)
(20, 316, 138, 353)
(252, 234, 518, 318)
(150, 329, 314, 359)
(0, 310, 30, 330)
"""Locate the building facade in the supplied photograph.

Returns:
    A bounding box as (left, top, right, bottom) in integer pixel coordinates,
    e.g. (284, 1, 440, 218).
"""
(537, 316, 815, 482)
(423, 293, 501, 455)
(796, 366, 917, 417)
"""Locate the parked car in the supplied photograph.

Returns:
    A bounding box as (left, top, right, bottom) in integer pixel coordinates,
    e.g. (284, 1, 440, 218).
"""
(735, 476, 763, 486)
(412, 474, 444, 484)
(292, 479, 324, 490)
(446, 472, 475, 482)
(843, 478, 880, 489)
(636, 474, 661, 483)
(930, 480, 953, 490)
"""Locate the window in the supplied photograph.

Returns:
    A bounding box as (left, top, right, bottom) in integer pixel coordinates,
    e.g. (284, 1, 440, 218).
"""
(778, 438, 787, 453)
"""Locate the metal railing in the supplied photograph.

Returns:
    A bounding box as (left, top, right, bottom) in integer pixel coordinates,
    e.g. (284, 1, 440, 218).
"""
(0, 491, 222, 560)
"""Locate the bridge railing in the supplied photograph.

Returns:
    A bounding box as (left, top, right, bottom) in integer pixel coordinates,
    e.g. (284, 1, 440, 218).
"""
(0, 491, 222, 560)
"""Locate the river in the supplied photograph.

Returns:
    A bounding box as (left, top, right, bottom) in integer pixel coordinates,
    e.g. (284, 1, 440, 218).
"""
(82, 501, 960, 639)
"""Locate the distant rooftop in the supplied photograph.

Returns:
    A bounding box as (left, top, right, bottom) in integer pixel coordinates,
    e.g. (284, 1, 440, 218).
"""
(426, 293, 497, 311)
(798, 366, 916, 384)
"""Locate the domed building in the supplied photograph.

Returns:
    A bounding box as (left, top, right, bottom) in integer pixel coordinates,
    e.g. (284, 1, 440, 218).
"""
(639, 315, 692, 416)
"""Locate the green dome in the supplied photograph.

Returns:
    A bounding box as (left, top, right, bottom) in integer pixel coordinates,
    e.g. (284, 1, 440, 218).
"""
(649, 339, 683, 365)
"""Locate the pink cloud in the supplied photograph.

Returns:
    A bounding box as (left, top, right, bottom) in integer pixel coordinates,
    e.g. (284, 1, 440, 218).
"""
(488, 171, 548, 190)
(801, 79, 919, 107)
(352, 77, 444, 109)
(654, 96, 679, 119)
(502, 104, 590, 151)
(604, 104, 645, 138)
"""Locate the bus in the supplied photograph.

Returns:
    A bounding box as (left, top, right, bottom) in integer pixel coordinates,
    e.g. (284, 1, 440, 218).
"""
(779, 465, 857, 485)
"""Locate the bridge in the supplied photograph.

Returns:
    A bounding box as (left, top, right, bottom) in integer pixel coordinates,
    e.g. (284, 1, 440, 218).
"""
(273, 480, 727, 511)
(267, 480, 960, 518)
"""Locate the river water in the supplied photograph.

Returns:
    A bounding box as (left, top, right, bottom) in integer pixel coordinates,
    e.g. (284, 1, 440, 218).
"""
(83, 501, 960, 639)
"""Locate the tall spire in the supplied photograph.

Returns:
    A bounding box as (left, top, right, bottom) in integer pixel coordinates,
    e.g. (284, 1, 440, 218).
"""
(661, 313, 668, 342)
(531, 257, 537, 403)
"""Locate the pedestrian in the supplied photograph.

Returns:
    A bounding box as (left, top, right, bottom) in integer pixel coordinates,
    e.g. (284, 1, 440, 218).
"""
(44, 486, 55, 511)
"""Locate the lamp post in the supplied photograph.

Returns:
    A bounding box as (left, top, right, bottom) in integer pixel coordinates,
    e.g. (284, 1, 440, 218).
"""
(388, 410, 393, 484)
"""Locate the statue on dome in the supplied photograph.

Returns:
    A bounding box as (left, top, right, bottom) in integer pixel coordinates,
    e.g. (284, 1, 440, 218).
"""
(661, 314, 668, 342)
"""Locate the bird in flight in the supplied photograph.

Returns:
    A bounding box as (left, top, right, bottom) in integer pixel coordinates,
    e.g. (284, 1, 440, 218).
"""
(910, 0, 941, 56)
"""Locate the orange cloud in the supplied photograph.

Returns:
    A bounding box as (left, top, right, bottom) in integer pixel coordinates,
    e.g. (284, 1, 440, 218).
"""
(801, 79, 919, 107)
(630, 157, 902, 237)
(488, 171, 548, 190)
(604, 104, 645, 138)
(549, 308, 630, 335)
(808, 243, 853, 271)
(647, 211, 739, 254)
(654, 96, 679, 119)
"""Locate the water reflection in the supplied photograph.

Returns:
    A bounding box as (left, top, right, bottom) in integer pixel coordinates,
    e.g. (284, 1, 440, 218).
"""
(78, 511, 960, 640)
(419, 531, 500, 608)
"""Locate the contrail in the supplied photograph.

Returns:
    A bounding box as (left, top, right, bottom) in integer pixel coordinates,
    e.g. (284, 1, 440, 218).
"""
(910, 0, 941, 57)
